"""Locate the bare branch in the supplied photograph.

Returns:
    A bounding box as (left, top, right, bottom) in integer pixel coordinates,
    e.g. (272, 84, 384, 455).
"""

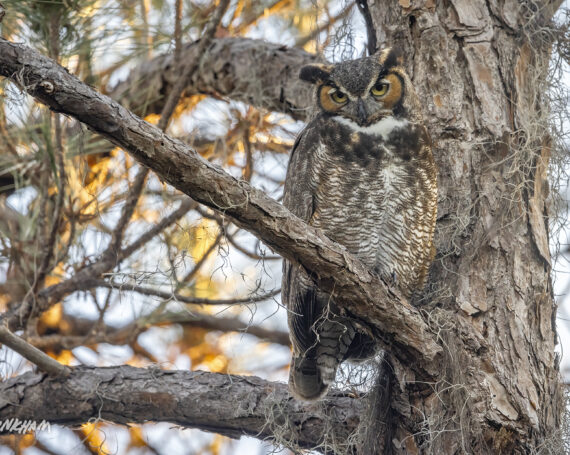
(35, 114, 66, 289)
(120, 198, 196, 259)
(157, 0, 229, 131)
(178, 232, 222, 285)
(224, 228, 281, 261)
(0, 366, 363, 452)
(81, 278, 281, 306)
(0, 37, 442, 380)
(28, 311, 290, 350)
(356, 1, 377, 55)
(107, 167, 149, 255)
(11, 191, 193, 333)
(174, 0, 183, 61)
(110, 38, 317, 121)
(153, 311, 291, 346)
(0, 324, 69, 375)
(295, 2, 356, 48)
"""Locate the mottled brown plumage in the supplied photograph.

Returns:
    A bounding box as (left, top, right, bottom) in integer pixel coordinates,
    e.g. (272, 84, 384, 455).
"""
(283, 48, 438, 401)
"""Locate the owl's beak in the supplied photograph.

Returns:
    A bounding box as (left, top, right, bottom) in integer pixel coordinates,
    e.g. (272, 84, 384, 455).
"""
(357, 99, 368, 125)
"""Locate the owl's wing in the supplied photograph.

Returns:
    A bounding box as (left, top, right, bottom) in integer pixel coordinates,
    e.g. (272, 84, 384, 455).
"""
(282, 127, 320, 352)
(282, 128, 315, 221)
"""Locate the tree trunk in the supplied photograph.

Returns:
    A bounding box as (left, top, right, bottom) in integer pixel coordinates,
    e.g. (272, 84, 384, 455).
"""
(368, 0, 562, 452)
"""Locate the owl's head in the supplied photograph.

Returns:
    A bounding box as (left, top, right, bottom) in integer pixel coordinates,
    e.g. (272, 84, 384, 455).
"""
(300, 48, 419, 128)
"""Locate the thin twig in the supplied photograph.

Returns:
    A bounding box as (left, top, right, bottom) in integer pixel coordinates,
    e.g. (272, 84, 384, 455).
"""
(0, 323, 69, 375)
(139, 0, 152, 59)
(107, 167, 149, 255)
(86, 278, 280, 306)
(356, 0, 377, 55)
(174, 0, 183, 61)
(28, 310, 290, 350)
(233, 0, 289, 33)
(36, 113, 66, 287)
(242, 128, 253, 181)
(120, 198, 196, 260)
(295, 2, 355, 48)
(4, 199, 197, 331)
(34, 158, 50, 286)
(157, 0, 230, 131)
(196, 206, 281, 260)
(224, 228, 281, 261)
(178, 232, 223, 285)
(53, 204, 77, 265)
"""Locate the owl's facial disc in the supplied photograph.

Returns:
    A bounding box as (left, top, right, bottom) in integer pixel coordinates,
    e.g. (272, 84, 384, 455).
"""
(317, 71, 405, 127)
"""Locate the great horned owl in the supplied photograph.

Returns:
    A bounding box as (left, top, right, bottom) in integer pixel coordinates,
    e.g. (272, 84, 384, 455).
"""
(282, 48, 437, 401)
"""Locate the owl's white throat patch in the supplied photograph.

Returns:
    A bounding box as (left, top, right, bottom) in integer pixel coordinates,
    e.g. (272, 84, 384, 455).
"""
(333, 116, 409, 140)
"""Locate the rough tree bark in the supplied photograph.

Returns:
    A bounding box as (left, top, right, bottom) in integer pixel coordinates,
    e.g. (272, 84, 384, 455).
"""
(0, 0, 565, 453)
(366, 0, 563, 453)
(0, 366, 362, 451)
(110, 38, 316, 121)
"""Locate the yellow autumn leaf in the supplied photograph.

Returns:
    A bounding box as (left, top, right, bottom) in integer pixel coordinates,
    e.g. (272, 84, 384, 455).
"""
(80, 422, 110, 455)
(209, 434, 227, 455)
(190, 275, 219, 300)
(18, 433, 35, 448)
(128, 426, 147, 448)
(40, 303, 62, 329)
(202, 354, 228, 373)
(44, 263, 66, 288)
(189, 219, 220, 261)
(143, 113, 161, 125)
(50, 349, 74, 366)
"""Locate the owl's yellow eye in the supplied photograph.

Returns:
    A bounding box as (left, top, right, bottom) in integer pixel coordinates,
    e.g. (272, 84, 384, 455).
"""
(330, 90, 348, 104)
(371, 82, 389, 97)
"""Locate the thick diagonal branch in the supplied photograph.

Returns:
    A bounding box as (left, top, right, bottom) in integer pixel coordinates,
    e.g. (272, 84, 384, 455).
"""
(0, 366, 363, 451)
(0, 38, 441, 379)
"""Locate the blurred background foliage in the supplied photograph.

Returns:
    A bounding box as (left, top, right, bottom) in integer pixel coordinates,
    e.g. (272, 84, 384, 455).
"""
(0, 0, 366, 453)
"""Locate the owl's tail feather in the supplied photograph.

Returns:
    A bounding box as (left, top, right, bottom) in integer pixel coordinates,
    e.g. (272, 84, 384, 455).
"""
(289, 355, 328, 401)
(289, 316, 356, 401)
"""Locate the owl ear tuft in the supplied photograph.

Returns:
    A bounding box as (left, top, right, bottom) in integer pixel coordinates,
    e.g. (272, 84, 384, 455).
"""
(299, 64, 333, 84)
(377, 47, 404, 68)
